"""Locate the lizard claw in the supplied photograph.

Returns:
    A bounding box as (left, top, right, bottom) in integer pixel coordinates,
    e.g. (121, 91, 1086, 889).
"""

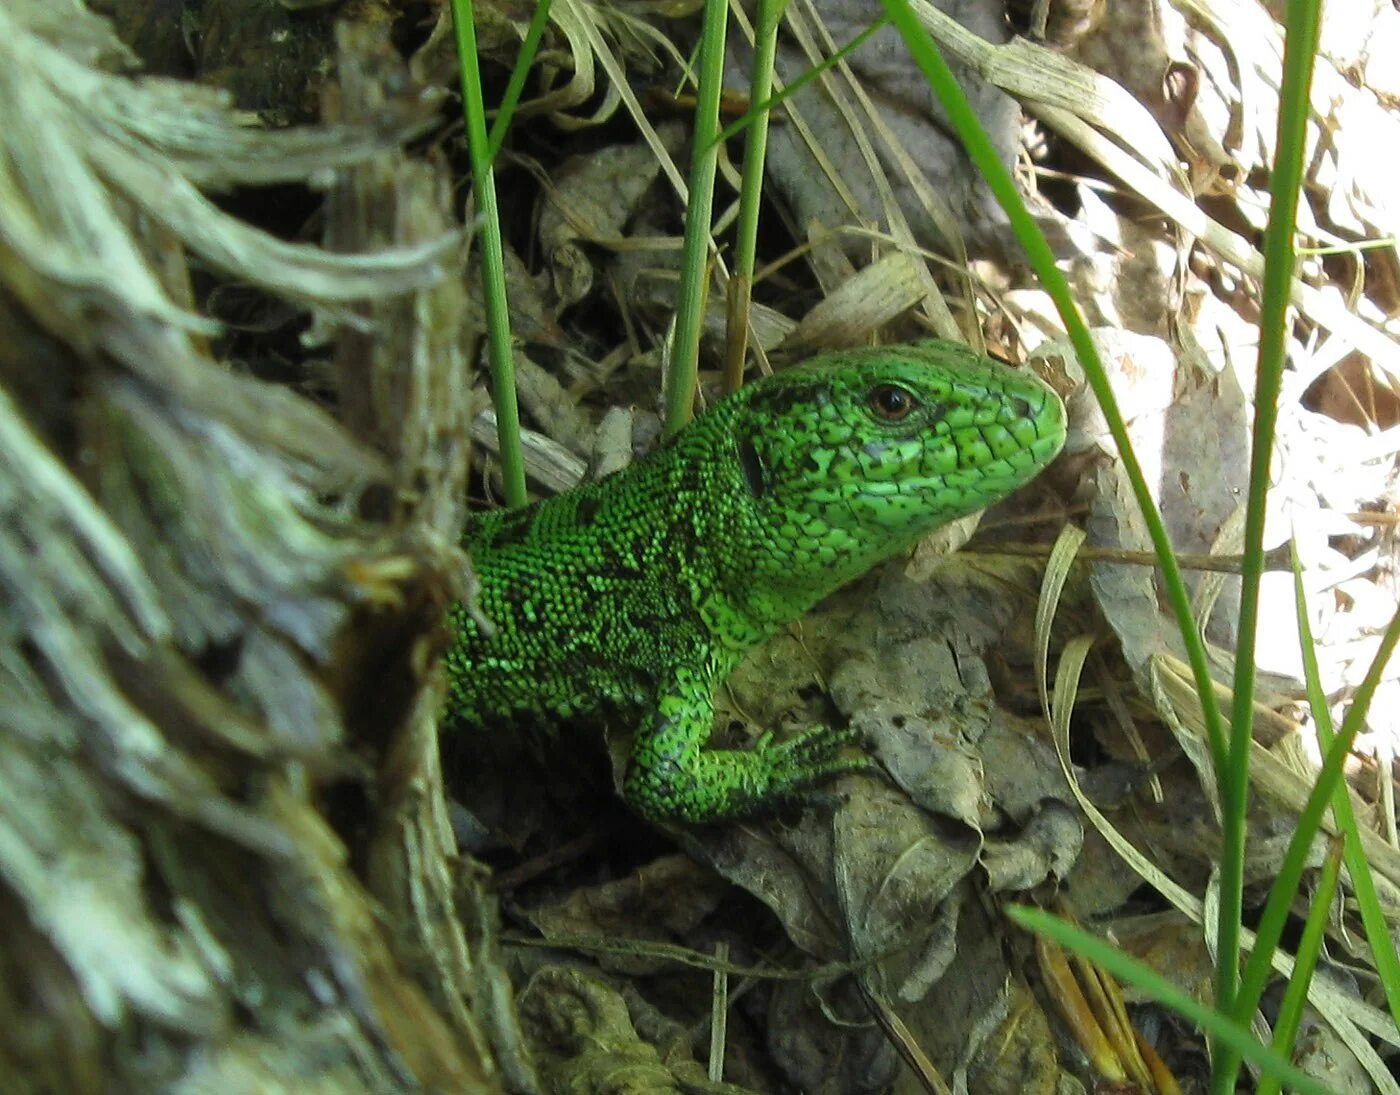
(753, 724, 874, 805)
(625, 707, 874, 824)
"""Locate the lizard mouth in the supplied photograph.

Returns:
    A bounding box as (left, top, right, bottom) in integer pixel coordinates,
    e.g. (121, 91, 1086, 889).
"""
(1029, 394, 1068, 461)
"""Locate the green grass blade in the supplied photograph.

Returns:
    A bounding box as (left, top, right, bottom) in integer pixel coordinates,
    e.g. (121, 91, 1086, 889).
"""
(1254, 837, 1344, 1095)
(485, 0, 553, 164)
(450, 0, 527, 506)
(723, 0, 782, 391)
(1212, 0, 1322, 1076)
(878, 0, 1232, 1016)
(663, 0, 728, 436)
(1006, 907, 1329, 1095)
(1220, 543, 1395, 1091)
(1296, 552, 1400, 1026)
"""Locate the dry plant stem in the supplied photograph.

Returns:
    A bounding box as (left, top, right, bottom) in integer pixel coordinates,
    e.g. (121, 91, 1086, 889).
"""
(782, 0, 963, 339)
(1038, 932, 1129, 1082)
(557, 0, 687, 197)
(706, 941, 729, 1082)
(967, 541, 1293, 574)
(856, 979, 953, 1095)
(1007, 910, 1327, 1095)
(505, 931, 851, 981)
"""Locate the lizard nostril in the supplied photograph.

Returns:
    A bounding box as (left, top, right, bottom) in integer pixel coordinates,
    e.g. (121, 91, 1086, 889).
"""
(1010, 396, 1031, 420)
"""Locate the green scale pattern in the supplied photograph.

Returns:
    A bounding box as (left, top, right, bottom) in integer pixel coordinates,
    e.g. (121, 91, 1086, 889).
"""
(445, 341, 1067, 824)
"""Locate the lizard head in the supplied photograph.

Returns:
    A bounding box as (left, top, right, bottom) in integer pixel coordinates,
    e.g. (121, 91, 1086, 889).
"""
(727, 340, 1066, 601)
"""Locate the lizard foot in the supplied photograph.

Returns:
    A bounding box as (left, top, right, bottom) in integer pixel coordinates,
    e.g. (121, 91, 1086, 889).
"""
(752, 724, 874, 804)
(626, 707, 875, 824)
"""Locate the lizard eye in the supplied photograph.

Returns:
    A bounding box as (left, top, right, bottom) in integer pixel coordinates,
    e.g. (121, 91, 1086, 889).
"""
(868, 383, 917, 421)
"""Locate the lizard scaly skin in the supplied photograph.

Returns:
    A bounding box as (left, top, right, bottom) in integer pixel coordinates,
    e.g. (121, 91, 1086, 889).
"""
(445, 341, 1066, 824)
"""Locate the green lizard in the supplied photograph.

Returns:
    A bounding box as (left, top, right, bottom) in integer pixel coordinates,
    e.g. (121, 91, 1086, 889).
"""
(445, 341, 1066, 825)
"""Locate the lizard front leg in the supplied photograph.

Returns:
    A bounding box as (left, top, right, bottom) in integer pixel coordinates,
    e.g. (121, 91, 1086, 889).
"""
(623, 664, 872, 825)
